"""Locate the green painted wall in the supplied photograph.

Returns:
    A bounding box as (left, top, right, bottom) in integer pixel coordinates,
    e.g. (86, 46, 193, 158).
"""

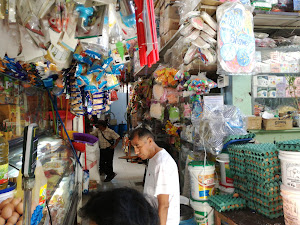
(232, 75, 252, 115)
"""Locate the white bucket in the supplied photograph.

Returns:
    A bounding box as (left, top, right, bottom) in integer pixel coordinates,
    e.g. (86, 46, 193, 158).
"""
(219, 185, 234, 194)
(190, 198, 214, 225)
(281, 184, 300, 225)
(279, 150, 300, 189)
(216, 153, 234, 188)
(188, 161, 215, 201)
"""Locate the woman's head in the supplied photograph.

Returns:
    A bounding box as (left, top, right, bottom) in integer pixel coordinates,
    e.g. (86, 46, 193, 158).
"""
(79, 187, 159, 225)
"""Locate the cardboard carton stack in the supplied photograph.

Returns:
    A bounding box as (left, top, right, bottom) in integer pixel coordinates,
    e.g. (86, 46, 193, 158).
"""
(158, 0, 180, 47)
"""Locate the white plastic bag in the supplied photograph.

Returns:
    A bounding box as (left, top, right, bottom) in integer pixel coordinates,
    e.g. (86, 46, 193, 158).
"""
(217, 2, 255, 74)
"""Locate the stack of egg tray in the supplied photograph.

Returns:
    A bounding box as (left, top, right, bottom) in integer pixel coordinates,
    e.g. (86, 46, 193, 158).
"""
(276, 139, 300, 152)
(233, 176, 247, 198)
(223, 133, 256, 144)
(244, 143, 280, 182)
(227, 143, 283, 219)
(208, 194, 246, 212)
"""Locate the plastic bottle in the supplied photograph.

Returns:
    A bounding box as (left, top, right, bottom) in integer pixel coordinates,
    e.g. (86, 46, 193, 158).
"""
(32, 159, 47, 207)
(0, 134, 9, 190)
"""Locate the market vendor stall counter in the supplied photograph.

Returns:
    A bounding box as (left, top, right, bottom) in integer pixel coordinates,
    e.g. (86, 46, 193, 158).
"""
(215, 208, 285, 225)
(9, 136, 78, 225)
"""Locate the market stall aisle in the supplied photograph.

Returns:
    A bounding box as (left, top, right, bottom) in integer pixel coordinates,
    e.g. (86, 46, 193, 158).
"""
(98, 142, 145, 192)
(81, 143, 145, 224)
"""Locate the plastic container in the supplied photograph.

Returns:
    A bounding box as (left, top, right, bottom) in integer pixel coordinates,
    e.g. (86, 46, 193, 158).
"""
(190, 198, 214, 225)
(216, 153, 234, 188)
(0, 182, 16, 203)
(188, 161, 215, 201)
(118, 124, 127, 137)
(180, 204, 197, 225)
(73, 133, 98, 144)
(279, 150, 300, 189)
(32, 159, 47, 206)
(109, 125, 119, 134)
(281, 184, 300, 225)
(0, 134, 9, 190)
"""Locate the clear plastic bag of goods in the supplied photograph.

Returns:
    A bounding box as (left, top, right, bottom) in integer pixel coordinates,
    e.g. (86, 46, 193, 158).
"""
(216, 2, 256, 75)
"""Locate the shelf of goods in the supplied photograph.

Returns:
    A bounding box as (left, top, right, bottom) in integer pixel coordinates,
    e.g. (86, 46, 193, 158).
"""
(254, 10, 300, 29)
(135, 7, 300, 77)
(8, 136, 78, 225)
(134, 2, 220, 76)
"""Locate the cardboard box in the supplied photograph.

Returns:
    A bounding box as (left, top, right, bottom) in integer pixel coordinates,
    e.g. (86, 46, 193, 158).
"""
(159, 16, 164, 36)
(262, 118, 293, 130)
(161, 30, 177, 46)
(247, 116, 262, 130)
(163, 18, 179, 34)
(164, 4, 180, 19)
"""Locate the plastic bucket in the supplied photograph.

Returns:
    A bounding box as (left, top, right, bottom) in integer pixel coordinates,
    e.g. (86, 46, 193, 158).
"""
(0, 182, 16, 203)
(279, 150, 300, 189)
(180, 204, 197, 225)
(281, 184, 300, 225)
(118, 124, 127, 137)
(109, 125, 119, 134)
(216, 153, 234, 188)
(188, 161, 215, 201)
(190, 198, 214, 225)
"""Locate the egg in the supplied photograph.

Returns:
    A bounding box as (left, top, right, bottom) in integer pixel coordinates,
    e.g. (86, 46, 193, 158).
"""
(6, 222, 14, 225)
(1, 204, 13, 219)
(233, 193, 239, 198)
(16, 202, 23, 215)
(16, 221, 22, 225)
(0, 198, 12, 210)
(7, 215, 18, 224)
(11, 198, 21, 207)
(19, 215, 23, 221)
(0, 217, 4, 225)
(12, 211, 20, 218)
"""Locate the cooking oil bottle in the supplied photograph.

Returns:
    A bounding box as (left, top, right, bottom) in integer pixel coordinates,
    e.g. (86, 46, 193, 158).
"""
(0, 133, 9, 190)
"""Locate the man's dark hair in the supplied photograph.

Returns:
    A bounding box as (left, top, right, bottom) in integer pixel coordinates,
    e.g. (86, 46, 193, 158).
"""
(129, 127, 154, 141)
(97, 120, 108, 128)
(79, 187, 159, 225)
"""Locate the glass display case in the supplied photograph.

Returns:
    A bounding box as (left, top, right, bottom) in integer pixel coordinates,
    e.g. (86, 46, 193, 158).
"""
(0, 72, 49, 143)
(9, 136, 78, 225)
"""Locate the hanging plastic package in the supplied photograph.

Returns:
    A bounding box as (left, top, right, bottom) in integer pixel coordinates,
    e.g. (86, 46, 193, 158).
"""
(75, 4, 107, 39)
(75, 64, 88, 77)
(119, 0, 136, 28)
(217, 2, 255, 74)
(110, 90, 118, 101)
(110, 40, 131, 65)
(150, 102, 164, 121)
(105, 73, 119, 90)
(169, 106, 180, 123)
(80, 6, 109, 55)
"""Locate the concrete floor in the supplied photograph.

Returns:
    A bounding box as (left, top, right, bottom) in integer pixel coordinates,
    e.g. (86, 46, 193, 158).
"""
(81, 143, 145, 224)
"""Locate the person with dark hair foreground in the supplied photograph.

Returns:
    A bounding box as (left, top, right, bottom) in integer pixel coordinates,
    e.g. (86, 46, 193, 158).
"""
(129, 128, 180, 225)
(79, 187, 159, 225)
(90, 120, 121, 182)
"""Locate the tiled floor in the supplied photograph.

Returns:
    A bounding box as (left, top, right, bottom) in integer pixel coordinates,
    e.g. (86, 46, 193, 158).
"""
(81, 143, 145, 224)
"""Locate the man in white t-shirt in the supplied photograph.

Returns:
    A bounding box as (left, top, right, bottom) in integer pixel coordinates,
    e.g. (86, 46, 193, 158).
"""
(130, 128, 180, 225)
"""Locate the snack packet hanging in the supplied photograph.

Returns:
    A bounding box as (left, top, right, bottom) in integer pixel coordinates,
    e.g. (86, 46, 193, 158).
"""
(105, 73, 119, 90)
(75, 4, 107, 39)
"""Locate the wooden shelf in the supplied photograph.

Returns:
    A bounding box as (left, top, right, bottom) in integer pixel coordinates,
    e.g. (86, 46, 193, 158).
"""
(254, 10, 300, 29)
